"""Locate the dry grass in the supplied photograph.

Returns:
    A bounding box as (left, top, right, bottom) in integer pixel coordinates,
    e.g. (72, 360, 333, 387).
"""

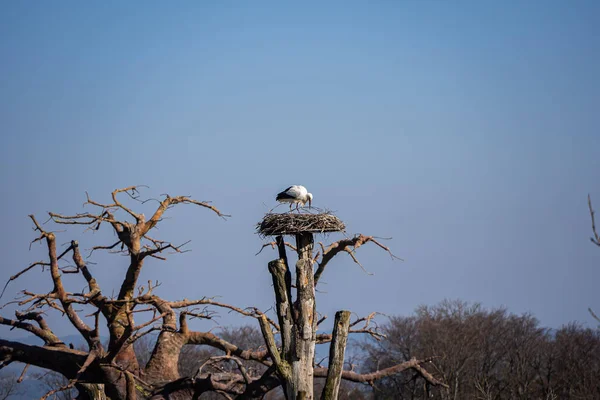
(257, 211, 345, 237)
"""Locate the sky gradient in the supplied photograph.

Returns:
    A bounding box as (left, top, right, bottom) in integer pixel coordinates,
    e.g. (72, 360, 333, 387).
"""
(1, 1, 599, 340)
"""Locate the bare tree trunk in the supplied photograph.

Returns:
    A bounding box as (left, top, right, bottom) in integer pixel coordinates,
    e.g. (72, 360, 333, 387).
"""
(269, 240, 293, 360)
(288, 232, 316, 400)
(76, 384, 108, 400)
(144, 331, 187, 383)
(321, 310, 351, 400)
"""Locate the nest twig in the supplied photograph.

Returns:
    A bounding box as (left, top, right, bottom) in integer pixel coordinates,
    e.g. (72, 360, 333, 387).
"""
(257, 211, 345, 237)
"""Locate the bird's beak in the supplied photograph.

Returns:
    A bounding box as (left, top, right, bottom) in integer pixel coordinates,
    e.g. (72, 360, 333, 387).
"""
(308, 199, 312, 208)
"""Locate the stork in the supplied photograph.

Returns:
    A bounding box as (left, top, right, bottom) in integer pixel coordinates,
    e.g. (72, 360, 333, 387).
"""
(276, 185, 313, 211)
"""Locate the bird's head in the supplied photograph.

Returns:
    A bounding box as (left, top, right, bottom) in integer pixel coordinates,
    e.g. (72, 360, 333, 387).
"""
(306, 193, 313, 208)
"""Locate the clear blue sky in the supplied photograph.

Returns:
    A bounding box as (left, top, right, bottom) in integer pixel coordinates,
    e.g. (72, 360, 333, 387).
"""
(1, 1, 599, 340)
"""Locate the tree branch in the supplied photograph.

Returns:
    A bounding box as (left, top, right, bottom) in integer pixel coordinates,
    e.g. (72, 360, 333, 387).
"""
(28, 216, 98, 347)
(268, 258, 293, 359)
(314, 235, 402, 286)
(256, 240, 297, 256)
(0, 313, 64, 347)
(314, 357, 447, 387)
(0, 261, 49, 300)
(111, 187, 145, 222)
(258, 315, 288, 381)
(143, 194, 229, 235)
(197, 356, 252, 385)
(321, 310, 351, 400)
(322, 312, 387, 342)
(237, 365, 280, 399)
(588, 194, 600, 246)
(186, 330, 270, 364)
(0, 339, 87, 378)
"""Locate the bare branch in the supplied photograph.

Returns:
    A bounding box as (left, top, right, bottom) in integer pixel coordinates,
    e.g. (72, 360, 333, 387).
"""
(314, 234, 402, 286)
(186, 330, 270, 365)
(111, 186, 145, 222)
(316, 315, 328, 328)
(87, 241, 121, 258)
(139, 240, 191, 260)
(166, 297, 280, 331)
(321, 310, 351, 399)
(256, 241, 297, 256)
(132, 311, 168, 333)
(267, 258, 293, 359)
(258, 315, 288, 380)
(26, 220, 98, 347)
(17, 363, 29, 383)
(197, 355, 252, 385)
(143, 194, 229, 235)
(0, 314, 63, 346)
(317, 312, 386, 343)
(314, 357, 447, 387)
(0, 339, 88, 382)
(588, 194, 600, 246)
(589, 307, 600, 324)
(0, 261, 49, 299)
(49, 211, 121, 230)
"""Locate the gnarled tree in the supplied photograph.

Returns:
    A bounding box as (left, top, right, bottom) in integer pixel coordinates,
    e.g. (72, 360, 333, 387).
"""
(0, 186, 445, 399)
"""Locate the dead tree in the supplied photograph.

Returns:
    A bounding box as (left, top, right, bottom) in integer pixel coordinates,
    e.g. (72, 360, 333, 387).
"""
(0, 187, 445, 399)
(256, 212, 446, 399)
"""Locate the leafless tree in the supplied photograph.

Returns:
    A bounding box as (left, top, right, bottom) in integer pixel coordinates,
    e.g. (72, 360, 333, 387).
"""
(361, 300, 600, 400)
(0, 372, 21, 400)
(34, 370, 76, 400)
(551, 323, 600, 399)
(0, 186, 444, 399)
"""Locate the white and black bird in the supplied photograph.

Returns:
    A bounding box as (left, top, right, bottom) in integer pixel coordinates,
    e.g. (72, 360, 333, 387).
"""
(276, 185, 313, 211)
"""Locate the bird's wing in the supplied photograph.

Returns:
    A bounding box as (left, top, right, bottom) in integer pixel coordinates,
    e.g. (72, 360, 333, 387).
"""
(286, 185, 305, 197)
(277, 185, 302, 200)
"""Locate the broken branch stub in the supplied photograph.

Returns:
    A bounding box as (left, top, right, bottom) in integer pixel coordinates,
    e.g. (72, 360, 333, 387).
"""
(321, 310, 351, 400)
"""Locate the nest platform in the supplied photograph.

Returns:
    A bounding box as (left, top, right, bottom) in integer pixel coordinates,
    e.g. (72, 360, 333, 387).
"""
(257, 212, 345, 237)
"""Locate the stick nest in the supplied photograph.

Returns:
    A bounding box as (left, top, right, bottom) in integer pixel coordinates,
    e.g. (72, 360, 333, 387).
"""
(257, 211, 345, 237)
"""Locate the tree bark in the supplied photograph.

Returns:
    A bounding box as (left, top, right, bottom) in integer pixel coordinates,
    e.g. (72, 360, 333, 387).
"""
(269, 256, 293, 359)
(321, 310, 351, 400)
(289, 232, 316, 400)
(0, 339, 85, 377)
(76, 383, 108, 400)
(144, 331, 187, 383)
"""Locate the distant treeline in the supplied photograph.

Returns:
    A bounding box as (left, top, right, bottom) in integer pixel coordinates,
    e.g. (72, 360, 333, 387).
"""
(360, 299, 600, 400)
